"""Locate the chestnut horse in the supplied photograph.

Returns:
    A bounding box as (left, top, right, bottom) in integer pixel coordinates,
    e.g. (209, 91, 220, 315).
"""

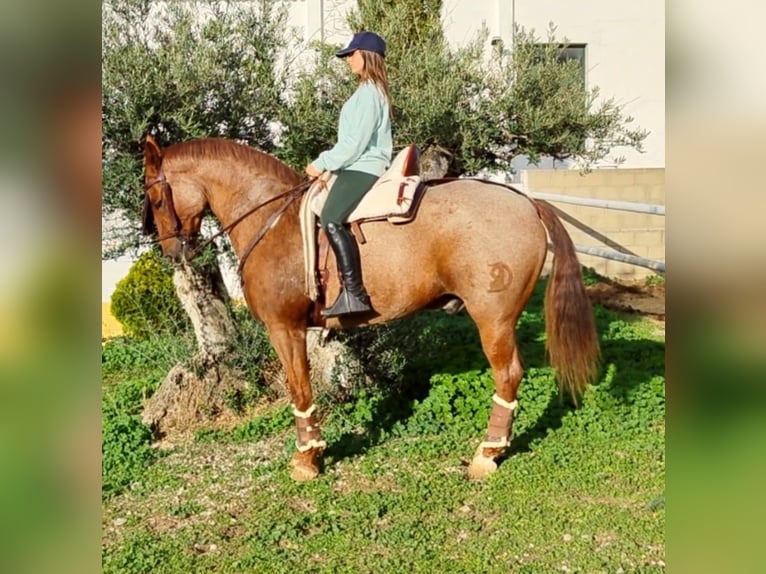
(141, 135, 599, 481)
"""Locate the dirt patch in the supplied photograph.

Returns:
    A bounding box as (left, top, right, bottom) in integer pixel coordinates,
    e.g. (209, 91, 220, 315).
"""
(586, 279, 665, 320)
(141, 362, 252, 440)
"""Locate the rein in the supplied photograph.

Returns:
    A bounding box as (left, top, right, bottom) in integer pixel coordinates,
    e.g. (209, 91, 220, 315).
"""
(235, 185, 306, 275)
(195, 180, 311, 267)
(144, 169, 311, 271)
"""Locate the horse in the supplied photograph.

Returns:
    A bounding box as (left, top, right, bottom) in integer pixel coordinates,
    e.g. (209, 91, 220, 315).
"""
(141, 135, 600, 481)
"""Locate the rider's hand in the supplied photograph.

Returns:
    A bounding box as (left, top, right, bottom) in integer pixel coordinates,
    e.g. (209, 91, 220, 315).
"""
(305, 163, 321, 179)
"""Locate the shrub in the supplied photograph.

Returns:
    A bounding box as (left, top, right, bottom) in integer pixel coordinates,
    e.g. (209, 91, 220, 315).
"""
(581, 266, 607, 286)
(110, 250, 189, 340)
(102, 373, 160, 500)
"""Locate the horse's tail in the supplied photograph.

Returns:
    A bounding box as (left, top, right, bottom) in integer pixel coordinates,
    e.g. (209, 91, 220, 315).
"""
(534, 200, 601, 401)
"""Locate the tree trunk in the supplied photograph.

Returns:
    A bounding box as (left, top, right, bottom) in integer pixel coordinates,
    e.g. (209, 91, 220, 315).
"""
(419, 144, 451, 179)
(172, 260, 234, 365)
(142, 259, 247, 438)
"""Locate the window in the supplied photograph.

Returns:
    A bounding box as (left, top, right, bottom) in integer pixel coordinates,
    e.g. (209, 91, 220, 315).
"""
(558, 44, 586, 67)
(534, 43, 587, 86)
(558, 44, 586, 86)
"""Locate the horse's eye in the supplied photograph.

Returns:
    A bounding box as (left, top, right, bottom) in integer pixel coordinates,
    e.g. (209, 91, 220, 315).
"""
(154, 198, 164, 209)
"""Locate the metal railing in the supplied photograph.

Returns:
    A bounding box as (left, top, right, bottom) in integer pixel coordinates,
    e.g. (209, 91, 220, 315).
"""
(520, 188, 665, 274)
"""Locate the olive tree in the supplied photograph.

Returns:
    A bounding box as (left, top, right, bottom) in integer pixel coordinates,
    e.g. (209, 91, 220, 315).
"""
(280, 0, 646, 176)
(463, 24, 648, 173)
(102, 0, 290, 255)
(102, 0, 294, 434)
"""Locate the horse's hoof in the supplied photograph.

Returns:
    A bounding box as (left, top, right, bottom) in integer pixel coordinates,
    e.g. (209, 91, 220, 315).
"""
(290, 462, 319, 482)
(468, 455, 498, 480)
(291, 465, 319, 482)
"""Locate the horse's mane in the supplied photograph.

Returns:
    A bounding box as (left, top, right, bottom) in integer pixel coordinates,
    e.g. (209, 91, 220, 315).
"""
(163, 138, 301, 185)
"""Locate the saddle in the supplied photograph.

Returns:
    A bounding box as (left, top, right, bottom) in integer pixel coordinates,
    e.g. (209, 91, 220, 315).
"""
(299, 144, 426, 305)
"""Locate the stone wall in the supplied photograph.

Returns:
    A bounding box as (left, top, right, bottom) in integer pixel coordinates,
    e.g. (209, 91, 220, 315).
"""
(521, 168, 665, 281)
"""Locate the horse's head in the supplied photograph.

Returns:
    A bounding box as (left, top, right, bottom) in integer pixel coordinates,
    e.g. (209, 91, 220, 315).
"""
(142, 135, 207, 262)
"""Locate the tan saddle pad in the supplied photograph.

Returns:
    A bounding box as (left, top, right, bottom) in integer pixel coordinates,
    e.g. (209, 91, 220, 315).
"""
(309, 144, 422, 222)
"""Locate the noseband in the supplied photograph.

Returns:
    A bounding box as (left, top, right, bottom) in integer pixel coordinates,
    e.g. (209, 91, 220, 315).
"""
(142, 170, 184, 243)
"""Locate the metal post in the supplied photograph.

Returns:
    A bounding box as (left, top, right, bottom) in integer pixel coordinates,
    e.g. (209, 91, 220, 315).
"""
(573, 245, 665, 273)
(528, 191, 665, 215)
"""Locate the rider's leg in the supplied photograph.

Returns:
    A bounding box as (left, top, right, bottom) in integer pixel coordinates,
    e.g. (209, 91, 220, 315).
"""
(320, 170, 378, 317)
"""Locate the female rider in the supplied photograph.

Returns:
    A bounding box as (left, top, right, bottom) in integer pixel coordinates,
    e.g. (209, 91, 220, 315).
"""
(305, 31, 392, 317)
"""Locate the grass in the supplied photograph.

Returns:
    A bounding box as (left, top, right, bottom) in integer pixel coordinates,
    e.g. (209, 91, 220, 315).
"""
(102, 279, 665, 573)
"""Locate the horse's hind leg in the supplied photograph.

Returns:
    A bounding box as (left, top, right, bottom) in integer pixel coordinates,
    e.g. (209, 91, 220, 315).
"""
(468, 319, 524, 479)
(268, 325, 325, 481)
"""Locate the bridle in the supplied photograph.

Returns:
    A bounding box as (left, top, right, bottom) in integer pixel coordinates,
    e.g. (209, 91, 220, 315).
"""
(143, 170, 183, 243)
(143, 169, 312, 271)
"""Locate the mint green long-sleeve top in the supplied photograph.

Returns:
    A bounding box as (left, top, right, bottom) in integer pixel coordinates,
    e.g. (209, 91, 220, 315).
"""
(311, 80, 392, 177)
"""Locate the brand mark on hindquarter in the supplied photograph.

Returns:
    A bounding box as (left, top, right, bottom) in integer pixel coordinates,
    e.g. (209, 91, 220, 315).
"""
(488, 262, 512, 292)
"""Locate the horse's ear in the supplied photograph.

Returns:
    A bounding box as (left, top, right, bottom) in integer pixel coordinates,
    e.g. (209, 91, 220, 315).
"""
(144, 134, 162, 173)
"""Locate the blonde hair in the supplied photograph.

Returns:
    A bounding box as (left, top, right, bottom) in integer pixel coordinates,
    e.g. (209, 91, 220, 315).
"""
(359, 50, 393, 119)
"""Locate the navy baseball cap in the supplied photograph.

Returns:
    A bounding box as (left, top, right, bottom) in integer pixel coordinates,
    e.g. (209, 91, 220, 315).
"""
(335, 31, 386, 58)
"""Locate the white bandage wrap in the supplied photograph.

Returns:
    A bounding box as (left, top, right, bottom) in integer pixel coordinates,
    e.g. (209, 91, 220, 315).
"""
(293, 404, 317, 419)
(492, 394, 518, 411)
(295, 439, 327, 452)
(478, 437, 510, 450)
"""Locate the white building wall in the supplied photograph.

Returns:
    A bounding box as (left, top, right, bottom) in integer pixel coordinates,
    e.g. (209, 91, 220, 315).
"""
(290, 0, 664, 169)
(442, 0, 665, 170)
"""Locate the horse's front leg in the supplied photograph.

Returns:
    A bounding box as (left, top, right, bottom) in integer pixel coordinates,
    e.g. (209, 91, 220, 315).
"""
(268, 325, 325, 481)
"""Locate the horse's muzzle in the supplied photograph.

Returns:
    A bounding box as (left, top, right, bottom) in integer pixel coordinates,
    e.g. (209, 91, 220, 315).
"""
(162, 236, 196, 263)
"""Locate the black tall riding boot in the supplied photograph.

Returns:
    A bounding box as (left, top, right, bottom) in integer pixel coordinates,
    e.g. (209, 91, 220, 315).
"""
(322, 222, 373, 317)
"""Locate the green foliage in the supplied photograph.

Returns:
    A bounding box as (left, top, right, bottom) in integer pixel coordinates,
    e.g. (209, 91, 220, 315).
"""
(102, 406, 155, 501)
(479, 24, 648, 171)
(102, 531, 194, 574)
(102, 373, 158, 501)
(102, 303, 664, 572)
(403, 370, 495, 435)
(102, 333, 195, 501)
(102, 330, 195, 381)
(645, 273, 665, 286)
(195, 404, 294, 443)
(110, 250, 189, 339)
(101, 333, 194, 382)
(102, 0, 292, 256)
